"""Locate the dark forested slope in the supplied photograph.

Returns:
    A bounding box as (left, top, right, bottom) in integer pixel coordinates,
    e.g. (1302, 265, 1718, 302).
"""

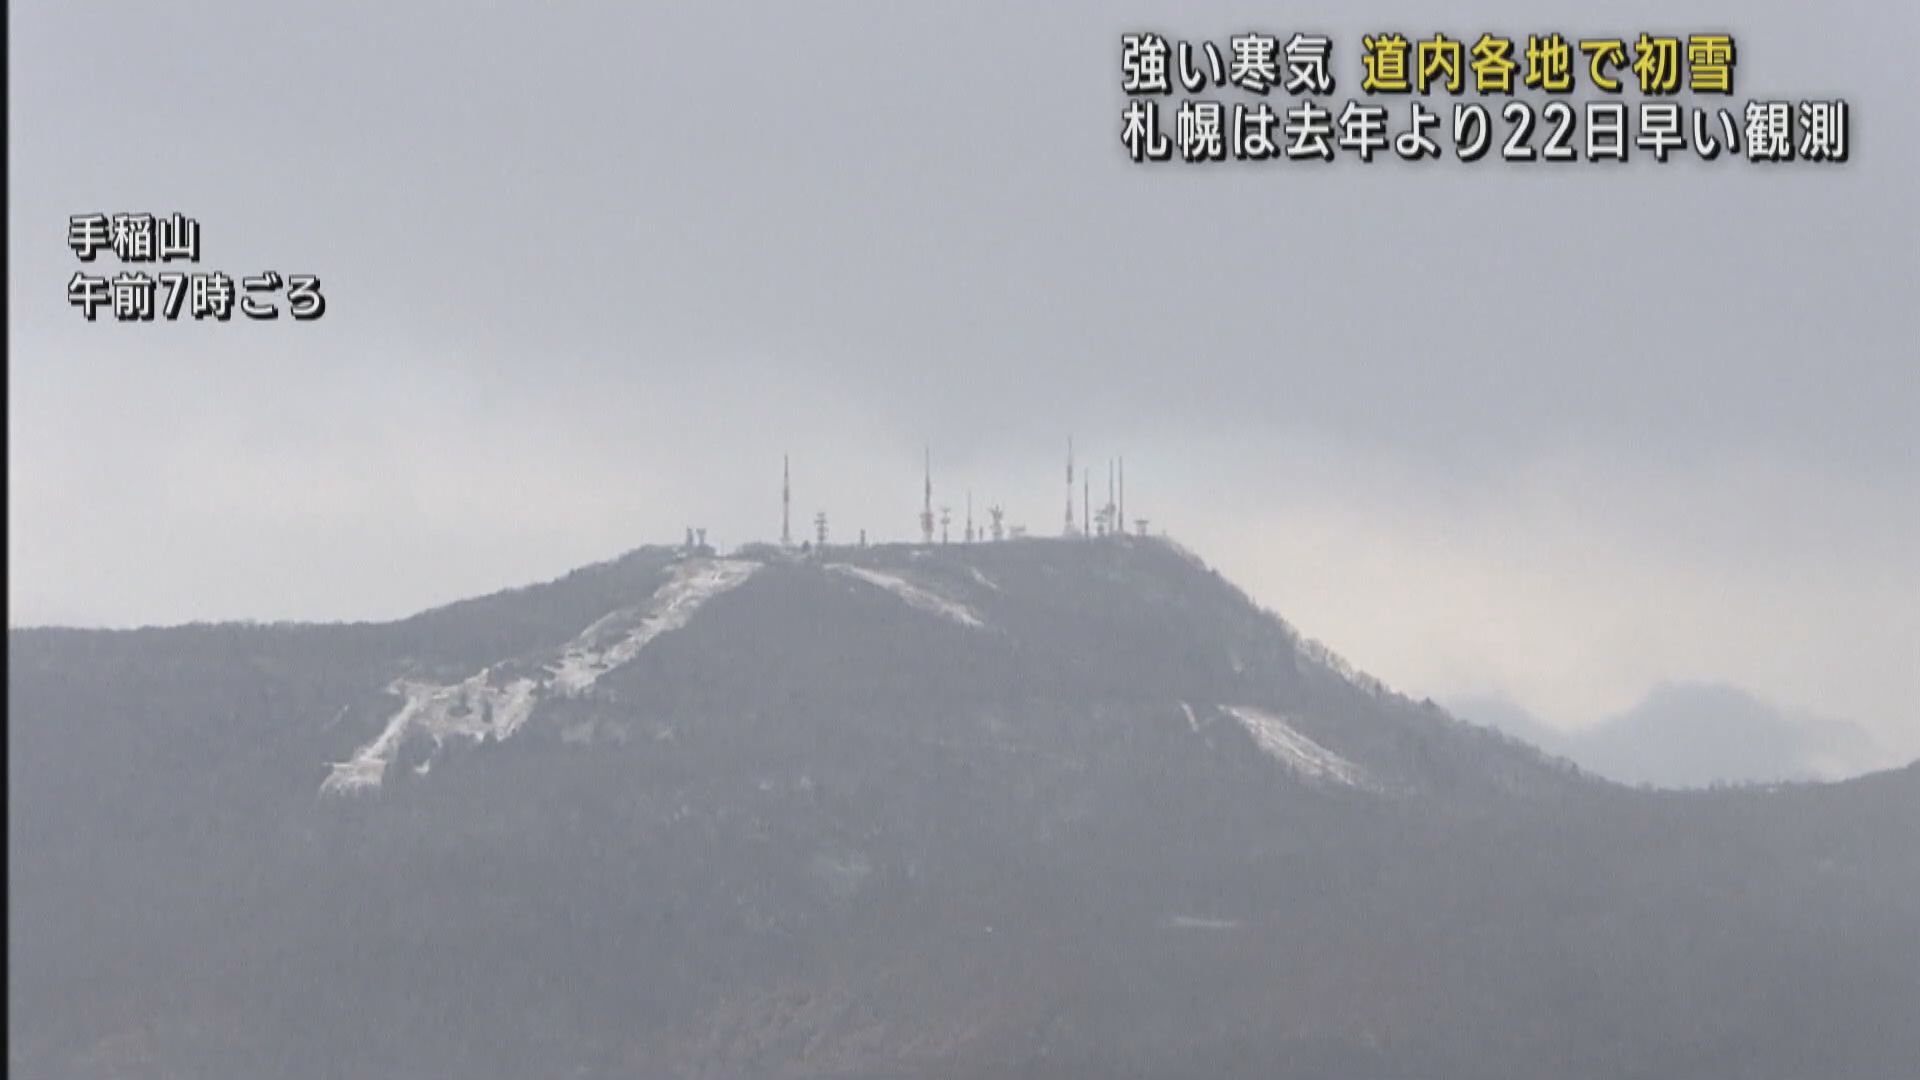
(11, 538, 1917, 1079)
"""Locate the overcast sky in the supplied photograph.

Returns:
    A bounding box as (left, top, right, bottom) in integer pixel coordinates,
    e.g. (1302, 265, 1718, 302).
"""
(10, 2, 1916, 762)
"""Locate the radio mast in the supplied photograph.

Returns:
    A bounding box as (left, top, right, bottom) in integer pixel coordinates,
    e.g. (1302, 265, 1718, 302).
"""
(781, 455, 792, 547)
(920, 447, 935, 545)
(1064, 436, 1076, 536)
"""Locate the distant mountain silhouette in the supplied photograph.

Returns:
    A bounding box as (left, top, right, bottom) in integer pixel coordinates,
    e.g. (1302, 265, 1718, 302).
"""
(11, 538, 1918, 1079)
(1453, 682, 1886, 788)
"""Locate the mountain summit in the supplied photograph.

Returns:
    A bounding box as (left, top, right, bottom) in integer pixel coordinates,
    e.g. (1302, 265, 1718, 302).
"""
(11, 538, 1917, 1079)
(312, 538, 1566, 804)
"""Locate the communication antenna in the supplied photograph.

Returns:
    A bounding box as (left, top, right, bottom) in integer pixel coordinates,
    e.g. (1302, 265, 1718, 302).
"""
(782, 455, 792, 547)
(965, 490, 975, 543)
(939, 504, 952, 545)
(988, 504, 1005, 541)
(920, 446, 935, 545)
(1107, 459, 1116, 537)
(1068, 437, 1077, 535)
(1118, 457, 1125, 536)
(1083, 473, 1090, 541)
(814, 510, 828, 547)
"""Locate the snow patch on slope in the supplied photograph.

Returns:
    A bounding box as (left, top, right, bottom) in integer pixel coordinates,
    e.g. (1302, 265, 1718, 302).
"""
(1164, 915, 1244, 930)
(827, 564, 985, 628)
(321, 670, 547, 794)
(966, 567, 1000, 592)
(322, 558, 759, 795)
(1223, 706, 1373, 791)
(548, 559, 760, 694)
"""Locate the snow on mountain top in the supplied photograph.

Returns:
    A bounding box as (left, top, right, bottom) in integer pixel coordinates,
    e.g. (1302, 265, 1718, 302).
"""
(825, 564, 986, 628)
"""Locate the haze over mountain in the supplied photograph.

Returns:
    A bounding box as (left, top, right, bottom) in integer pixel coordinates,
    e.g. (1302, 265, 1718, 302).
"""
(1452, 683, 1888, 789)
(11, 537, 1919, 1079)
(13, 2, 1918, 769)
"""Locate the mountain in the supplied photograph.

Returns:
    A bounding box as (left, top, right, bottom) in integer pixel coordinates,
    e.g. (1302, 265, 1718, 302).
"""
(1453, 684, 1887, 788)
(10, 538, 1919, 1079)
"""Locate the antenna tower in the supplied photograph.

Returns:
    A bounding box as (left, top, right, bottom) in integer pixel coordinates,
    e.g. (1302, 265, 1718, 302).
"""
(781, 455, 792, 547)
(1064, 436, 1076, 536)
(920, 447, 935, 544)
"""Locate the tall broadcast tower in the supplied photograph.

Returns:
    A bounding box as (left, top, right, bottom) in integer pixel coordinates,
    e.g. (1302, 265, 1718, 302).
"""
(781, 454, 792, 547)
(1064, 436, 1075, 536)
(1106, 459, 1116, 536)
(920, 447, 935, 545)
